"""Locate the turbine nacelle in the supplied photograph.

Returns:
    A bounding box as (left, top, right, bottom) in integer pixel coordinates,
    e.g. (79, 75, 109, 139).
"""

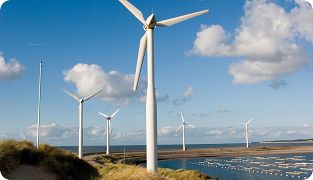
(144, 14, 157, 29)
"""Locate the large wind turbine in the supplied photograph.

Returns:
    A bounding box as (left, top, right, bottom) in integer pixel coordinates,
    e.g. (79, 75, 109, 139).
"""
(241, 118, 252, 148)
(98, 109, 120, 155)
(176, 113, 194, 151)
(119, 0, 208, 173)
(36, 61, 42, 149)
(61, 88, 102, 158)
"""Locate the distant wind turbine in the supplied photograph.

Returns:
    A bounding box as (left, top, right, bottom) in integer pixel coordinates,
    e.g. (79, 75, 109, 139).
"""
(241, 118, 252, 148)
(119, 0, 208, 173)
(98, 109, 120, 155)
(36, 61, 43, 149)
(176, 113, 194, 151)
(61, 88, 102, 158)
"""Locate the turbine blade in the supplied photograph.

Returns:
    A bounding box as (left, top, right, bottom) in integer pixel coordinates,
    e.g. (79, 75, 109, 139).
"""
(247, 118, 253, 124)
(157, 9, 208, 27)
(111, 109, 120, 118)
(109, 120, 112, 134)
(60, 88, 79, 101)
(180, 113, 185, 123)
(98, 112, 109, 118)
(84, 90, 103, 101)
(119, 0, 146, 24)
(133, 33, 147, 91)
(176, 124, 183, 131)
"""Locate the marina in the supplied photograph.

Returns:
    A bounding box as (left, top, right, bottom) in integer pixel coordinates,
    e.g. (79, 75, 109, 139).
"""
(159, 153, 313, 180)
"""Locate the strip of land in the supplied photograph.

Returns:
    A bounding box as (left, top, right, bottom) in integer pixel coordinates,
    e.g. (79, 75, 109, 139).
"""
(83, 145, 313, 166)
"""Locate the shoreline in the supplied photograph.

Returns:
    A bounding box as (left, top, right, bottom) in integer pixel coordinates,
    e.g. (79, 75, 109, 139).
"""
(84, 145, 313, 165)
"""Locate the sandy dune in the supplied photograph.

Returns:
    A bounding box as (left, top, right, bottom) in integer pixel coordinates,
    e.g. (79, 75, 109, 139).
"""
(5, 165, 58, 180)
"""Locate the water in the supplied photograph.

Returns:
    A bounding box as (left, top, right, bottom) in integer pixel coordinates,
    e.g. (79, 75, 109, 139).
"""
(57, 142, 313, 154)
(57, 143, 313, 179)
(158, 154, 313, 180)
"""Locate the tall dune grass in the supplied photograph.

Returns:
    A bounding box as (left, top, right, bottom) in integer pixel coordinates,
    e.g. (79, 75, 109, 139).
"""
(0, 140, 98, 180)
(97, 156, 216, 180)
(0, 140, 216, 180)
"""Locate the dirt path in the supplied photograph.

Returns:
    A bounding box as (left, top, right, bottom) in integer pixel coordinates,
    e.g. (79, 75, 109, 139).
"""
(83, 145, 313, 165)
(83, 154, 105, 168)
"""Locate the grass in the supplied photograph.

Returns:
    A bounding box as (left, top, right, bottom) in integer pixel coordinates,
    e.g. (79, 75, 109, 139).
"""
(98, 163, 160, 180)
(98, 163, 216, 180)
(0, 140, 216, 180)
(158, 168, 213, 180)
(0, 140, 98, 180)
(96, 155, 216, 180)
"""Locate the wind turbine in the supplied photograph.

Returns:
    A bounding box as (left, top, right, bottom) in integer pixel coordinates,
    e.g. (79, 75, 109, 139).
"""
(176, 113, 194, 151)
(36, 61, 43, 149)
(98, 109, 120, 155)
(241, 118, 252, 148)
(119, 0, 208, 173)
(61, 88, 102, 158)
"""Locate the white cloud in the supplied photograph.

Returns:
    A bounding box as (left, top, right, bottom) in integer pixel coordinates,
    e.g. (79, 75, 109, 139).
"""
(172, 86, 193, 105)
(28, 123, 77, 140)
(0, 53, 24, 80)
(191, 0, 311, 84)
(269, 80, 288, 90)
(3, 124, 313, 145)
(191, 25, 232, 56)
(63, 63, 146, 104)
(215, 108, 231, 113)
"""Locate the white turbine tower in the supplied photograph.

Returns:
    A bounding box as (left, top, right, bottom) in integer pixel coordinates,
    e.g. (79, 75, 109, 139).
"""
(98, 109, 120, 155)
(241, 118, 252, 148)
(176, 113, 194, 151)
(36, 61, 42, 149)
(61, 88, 102, 158)
(0, 171, 8, 180)
(119, 0, 208, 173)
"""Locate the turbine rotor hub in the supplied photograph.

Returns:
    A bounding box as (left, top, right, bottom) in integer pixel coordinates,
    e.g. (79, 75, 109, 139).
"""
(144, 14, 157, 29)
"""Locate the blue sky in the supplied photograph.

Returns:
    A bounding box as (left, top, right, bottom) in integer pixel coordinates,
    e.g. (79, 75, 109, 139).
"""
(1, 0, 313, 146)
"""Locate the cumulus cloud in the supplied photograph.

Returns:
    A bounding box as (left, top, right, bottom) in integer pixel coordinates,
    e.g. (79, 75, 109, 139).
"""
(63, 63, 146, 104)
(28, 123, 78, 141)
(172, 86, 193, 105)
(215, 108, 231, 113)
(0, 53, 24, 80)
(269, 80, 288, 90)
(4, 123, 313, 145)
(191, 0, 312, 84)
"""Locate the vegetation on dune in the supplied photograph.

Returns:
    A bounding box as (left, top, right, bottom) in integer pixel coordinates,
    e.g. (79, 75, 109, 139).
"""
(97, 162, 216, 180)
(96, 155, 216, 180)
(98, 163, 160, 180)
(158, 168, 212, 180)
(0, 140, 98, 180)
(0, 140, 215, 180)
